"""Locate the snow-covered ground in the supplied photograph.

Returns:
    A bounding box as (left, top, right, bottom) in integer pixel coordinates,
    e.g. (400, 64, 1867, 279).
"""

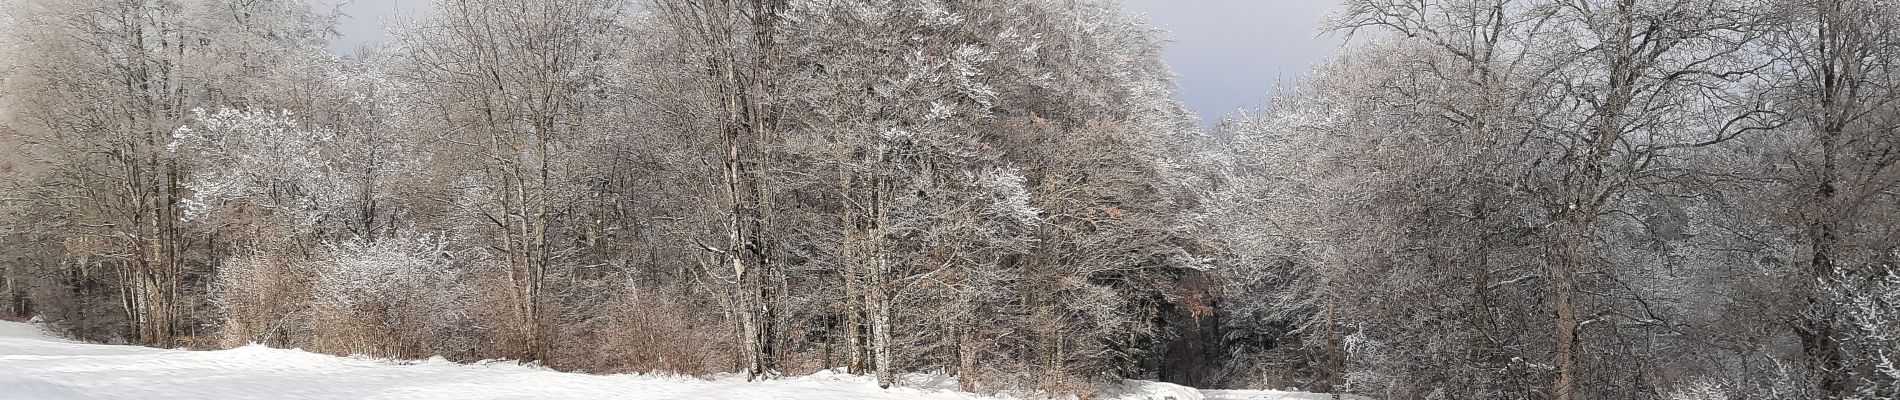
(1201, 390, 1370, 400)
(0, 320, 1340, 400)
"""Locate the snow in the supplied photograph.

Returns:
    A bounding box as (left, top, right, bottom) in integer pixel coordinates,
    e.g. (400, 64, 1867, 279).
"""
(0, 320, 1337, 400)
(1201, 390, 1372, 400)
(1102, 380, 1204, 400)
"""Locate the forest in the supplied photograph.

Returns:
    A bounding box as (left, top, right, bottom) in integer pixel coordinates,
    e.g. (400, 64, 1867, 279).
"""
(0, 0, 1895, 399)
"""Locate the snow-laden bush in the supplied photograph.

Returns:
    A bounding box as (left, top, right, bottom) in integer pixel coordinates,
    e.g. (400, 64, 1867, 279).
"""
(1838, 267, 1900, 399)
(1666, 379, 1731, 400)
(305, 232, 483, 359)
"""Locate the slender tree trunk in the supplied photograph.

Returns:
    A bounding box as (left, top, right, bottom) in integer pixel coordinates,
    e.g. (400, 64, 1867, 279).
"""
(871, 279, 893, 389)
(956, 316, 976, 392)
(842, 205, 868, 374)
(869, 172, 894, 389)
(1326, 302, 1342, 400)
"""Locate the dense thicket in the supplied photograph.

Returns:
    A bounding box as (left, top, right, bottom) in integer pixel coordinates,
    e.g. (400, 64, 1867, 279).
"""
(1, 0, 1895, 399)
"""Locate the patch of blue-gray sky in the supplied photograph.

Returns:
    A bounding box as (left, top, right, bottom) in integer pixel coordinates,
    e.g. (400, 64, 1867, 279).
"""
(316, 0, 1344, 124)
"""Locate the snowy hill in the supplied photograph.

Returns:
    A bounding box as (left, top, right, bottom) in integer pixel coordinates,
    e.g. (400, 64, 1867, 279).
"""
(0, 320, 1341, 400)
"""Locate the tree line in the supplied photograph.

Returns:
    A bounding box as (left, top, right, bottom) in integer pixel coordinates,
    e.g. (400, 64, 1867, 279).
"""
(0, 0, 1895, 399)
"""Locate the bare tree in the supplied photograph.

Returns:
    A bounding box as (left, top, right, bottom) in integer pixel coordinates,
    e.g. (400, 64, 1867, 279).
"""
(385, 0, 626, 363)
(645, 0, 786, 378)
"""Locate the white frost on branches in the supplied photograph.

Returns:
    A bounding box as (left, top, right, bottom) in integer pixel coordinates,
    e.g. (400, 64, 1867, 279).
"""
(170, 107, 349, 231)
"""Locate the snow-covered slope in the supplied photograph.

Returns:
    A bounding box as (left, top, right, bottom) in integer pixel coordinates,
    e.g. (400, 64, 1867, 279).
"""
(0, 320, 1334, 400)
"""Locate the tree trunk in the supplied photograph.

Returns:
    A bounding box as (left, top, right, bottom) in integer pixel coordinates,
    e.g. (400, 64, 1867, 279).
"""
(1801, 4, 1851, 395)
(1326, 302, 1343, 400)
(1550, 231, 1582, 400)
(869, 173, 894, 389)
(957, 322, 976, 392)
(1801, 149, 1846, 398)
(871, 283, 893, 389)
(842, 219, 868, 374)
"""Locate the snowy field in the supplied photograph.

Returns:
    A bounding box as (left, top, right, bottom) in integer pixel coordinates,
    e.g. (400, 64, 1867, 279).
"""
(0, 320, 1343, 400)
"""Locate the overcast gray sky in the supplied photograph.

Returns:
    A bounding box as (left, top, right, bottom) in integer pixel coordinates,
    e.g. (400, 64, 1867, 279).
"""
(1120, 0, 1343, 122)
(317, 1, 1344, 123)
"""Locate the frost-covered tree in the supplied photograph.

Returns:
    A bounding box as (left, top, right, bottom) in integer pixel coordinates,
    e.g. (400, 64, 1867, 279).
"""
(1220, 1, 1796, 399)
(1756, 1, 1900, 397)
(771, 0, 1045, 387)
(1215, 36, 1555, 397)
(169, 106, 345, 346)
(171, 107, 350, 231)
(982, 1, 1212, 389)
